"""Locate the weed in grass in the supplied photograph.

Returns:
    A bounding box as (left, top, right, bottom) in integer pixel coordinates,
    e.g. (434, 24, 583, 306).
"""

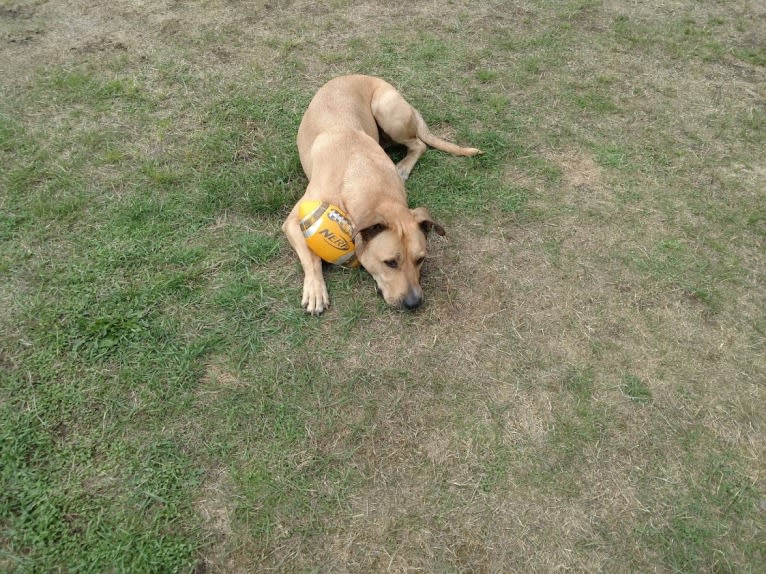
(621, 374, 652, 402)
(140, 161, 186, 190)
(561, 365, 595, 401)
(594, 144, 633, 171)
(734, 47, 766, 67)
(475, 69, 498, 84)
(570, 83, 620, 114)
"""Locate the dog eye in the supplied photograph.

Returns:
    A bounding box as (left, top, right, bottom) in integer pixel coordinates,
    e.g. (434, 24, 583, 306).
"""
(415, 257, 425, 266)
(384, 259, 398, 269)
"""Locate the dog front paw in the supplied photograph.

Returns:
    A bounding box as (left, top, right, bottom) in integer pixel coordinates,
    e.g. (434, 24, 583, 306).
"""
(302, 279, 330, 315)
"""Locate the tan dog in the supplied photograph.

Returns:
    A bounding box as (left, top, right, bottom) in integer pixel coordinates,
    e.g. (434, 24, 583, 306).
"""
(283, 75, 481, 314)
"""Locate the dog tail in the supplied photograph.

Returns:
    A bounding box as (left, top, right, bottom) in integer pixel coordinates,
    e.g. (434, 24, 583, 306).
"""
(413, 110, 482, 157)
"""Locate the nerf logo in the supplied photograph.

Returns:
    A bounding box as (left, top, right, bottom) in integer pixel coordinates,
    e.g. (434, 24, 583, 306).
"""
(319, 228, 350, 251)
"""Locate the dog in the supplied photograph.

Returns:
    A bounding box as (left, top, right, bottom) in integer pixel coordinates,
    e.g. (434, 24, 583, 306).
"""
(282, 75, 481, 314)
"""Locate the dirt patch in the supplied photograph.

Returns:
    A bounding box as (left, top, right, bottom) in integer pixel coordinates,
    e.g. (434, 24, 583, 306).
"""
(551, 149, 603, 189)
(197, 362, 248, 396)
(195, 467, 241, 573)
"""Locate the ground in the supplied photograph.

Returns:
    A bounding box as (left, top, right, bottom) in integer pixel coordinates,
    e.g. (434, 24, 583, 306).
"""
(1, 0, 764, 572)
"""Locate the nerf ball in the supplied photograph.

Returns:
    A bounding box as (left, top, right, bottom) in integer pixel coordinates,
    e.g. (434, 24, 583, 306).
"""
(298, 200, 358, 267)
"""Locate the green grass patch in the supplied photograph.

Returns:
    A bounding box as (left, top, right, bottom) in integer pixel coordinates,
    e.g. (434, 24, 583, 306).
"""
(639, 454, 763, 572)
(37, 68, 147, 108)
(625, 237, 729, 311)
(621, 374, 652, 402)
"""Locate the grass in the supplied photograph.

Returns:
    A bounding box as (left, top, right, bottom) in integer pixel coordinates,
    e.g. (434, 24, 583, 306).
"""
(1, 0, 764, 572)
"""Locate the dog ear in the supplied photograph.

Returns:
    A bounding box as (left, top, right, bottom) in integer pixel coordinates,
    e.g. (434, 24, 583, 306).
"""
(356, 223, 388, 243)
(352, 212, 388, 244)
(411, 207, 446, 237)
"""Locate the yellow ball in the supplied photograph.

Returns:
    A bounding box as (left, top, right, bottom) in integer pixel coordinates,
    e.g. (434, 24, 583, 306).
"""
(298, 200, 358, 267)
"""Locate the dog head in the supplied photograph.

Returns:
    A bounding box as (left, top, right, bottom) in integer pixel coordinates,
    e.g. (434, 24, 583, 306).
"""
(354, 205, 445, 310)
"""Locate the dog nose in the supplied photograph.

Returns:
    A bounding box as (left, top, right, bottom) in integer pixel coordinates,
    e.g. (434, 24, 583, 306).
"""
(403, 290, 423, 310)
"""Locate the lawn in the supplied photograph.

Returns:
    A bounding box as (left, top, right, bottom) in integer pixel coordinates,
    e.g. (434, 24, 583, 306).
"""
(1, 0, 764, 572)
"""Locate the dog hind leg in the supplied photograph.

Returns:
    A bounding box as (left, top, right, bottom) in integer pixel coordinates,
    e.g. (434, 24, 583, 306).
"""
(371, 88, 427, 181)
(371, 87, 481, 181)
